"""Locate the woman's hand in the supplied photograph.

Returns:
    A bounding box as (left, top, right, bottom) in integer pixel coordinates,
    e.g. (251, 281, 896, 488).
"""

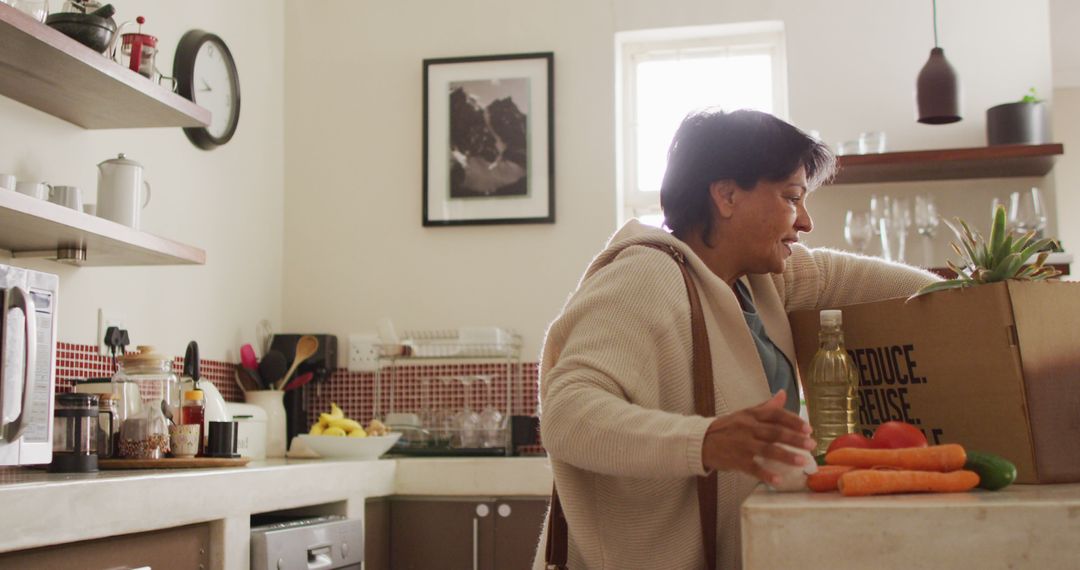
(701, 390, 816, 485)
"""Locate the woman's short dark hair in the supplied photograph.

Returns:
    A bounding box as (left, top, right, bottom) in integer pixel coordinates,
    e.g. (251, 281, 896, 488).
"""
(660, 109, 835, 243)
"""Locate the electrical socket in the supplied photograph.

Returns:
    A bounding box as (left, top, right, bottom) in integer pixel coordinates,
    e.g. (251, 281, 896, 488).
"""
(97, 308, 126, 356)
(348, 333, 379, 372)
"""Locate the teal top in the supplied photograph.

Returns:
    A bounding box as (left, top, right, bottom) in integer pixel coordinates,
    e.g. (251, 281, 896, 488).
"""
(733, 280, 799, 413)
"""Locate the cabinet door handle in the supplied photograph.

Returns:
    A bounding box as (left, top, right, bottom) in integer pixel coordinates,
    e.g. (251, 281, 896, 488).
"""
(498, 503, 512, 518)
(472, 516, 479, 570)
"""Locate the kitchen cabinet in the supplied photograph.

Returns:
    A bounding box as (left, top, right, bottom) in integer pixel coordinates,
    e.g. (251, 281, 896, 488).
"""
(389, 496, 548, 570)
(366, 497, 392, 570)
(0, 4, 209, 129)
(831, 143, 1063, 185)
(0, 189, 206, 265)
(0, 523, 210, 568)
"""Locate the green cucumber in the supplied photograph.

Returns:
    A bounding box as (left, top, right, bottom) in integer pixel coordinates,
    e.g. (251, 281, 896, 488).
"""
(964, 450, 1017, 491)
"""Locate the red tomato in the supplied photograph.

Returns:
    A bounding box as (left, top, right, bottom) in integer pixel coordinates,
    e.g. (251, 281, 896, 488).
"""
(871, 421, 928, 449)
(826, 433, 872, 454)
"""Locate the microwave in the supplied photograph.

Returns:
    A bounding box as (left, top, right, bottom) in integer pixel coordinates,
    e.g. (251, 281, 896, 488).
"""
(0, 264, 58, 466)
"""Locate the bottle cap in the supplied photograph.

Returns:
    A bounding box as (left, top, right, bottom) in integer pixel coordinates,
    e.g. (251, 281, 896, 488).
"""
(183, 389, 204, 401)
(820, 309, 843, 327)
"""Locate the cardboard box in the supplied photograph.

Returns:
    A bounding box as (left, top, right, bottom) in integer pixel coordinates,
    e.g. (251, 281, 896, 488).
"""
(789, 280, 1080, 484)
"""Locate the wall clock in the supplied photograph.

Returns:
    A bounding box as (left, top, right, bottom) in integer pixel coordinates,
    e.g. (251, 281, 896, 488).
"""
(174, 30, 241, 150)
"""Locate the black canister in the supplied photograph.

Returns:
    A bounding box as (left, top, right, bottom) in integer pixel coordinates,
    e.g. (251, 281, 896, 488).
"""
(205, 421, 240, 458)
(51, 393, 99, 473)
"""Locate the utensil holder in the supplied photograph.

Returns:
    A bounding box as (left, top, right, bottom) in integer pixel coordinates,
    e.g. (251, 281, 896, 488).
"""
(244, 390, 286, 458)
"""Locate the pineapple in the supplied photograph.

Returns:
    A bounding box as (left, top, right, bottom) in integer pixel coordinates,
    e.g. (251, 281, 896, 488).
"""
(911, 204, 1060, 298)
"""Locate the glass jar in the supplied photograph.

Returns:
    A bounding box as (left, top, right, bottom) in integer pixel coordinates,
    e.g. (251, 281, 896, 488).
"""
(113, 345, 180, 422)
(50, 393, 99, 472)
(113, 346, 179, 459)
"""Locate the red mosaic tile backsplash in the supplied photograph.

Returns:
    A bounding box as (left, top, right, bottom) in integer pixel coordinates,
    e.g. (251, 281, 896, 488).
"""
(53, 343, 544, 453)
(303, 362, 539, 424)
(55, 342, 244, 402)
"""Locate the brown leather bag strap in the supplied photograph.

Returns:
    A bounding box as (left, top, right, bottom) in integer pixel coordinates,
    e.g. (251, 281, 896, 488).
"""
(544, 243, 717, 570)
(544, 484, 569, 569)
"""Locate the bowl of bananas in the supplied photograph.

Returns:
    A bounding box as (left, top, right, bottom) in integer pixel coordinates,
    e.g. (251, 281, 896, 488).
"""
(295, 403, 400, 460)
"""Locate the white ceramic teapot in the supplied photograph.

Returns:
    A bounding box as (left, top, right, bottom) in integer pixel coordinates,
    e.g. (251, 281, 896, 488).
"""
(97, 153, 151, 229)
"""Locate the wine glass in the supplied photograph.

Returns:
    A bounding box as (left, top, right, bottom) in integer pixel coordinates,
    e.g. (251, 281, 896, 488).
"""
(1009, 187, 1047, 239)
(879, 199, 911, 263)
(477, 375, 504, 448)
(914, 194, 940, 267)
(843, 210, 874, 254)
(455, 376, 481, 449)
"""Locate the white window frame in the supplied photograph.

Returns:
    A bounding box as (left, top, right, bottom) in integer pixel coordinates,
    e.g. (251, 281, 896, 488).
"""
(615, 22, 789, 226)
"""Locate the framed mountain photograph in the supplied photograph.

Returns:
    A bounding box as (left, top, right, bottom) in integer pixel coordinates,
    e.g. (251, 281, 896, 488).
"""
(422, 52, 554, 226)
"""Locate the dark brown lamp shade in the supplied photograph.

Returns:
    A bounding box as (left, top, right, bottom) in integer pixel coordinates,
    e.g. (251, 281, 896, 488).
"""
(916, 47, 962, 124)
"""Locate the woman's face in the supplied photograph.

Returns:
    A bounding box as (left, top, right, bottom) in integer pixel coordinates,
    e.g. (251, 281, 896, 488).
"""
(727, 166, 813, 275)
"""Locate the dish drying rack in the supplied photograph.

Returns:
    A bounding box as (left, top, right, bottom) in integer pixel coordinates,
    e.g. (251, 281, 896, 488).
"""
(374, 328, 522, 457)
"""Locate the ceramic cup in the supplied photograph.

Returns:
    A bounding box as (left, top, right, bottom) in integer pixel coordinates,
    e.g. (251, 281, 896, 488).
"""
(169, 424, 201, 458)
(48, 185, 83, 210)
(0, 173, 15, 191)
(15, 181, 51, 200)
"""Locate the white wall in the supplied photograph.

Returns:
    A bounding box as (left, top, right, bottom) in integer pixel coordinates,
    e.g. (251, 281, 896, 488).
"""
(1052, 87, 1080, 260)
(283, 0, 1054, 361)
(0, 0, 285, 361)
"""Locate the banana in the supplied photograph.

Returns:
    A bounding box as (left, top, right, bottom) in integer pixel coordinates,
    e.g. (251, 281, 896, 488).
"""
(327, 418, 363, 432)
(311, 403, 389, 437)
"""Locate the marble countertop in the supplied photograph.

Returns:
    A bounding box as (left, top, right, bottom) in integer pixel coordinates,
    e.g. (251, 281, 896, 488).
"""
(0, 456, 552, 563)
(742, 483, 1080, 569)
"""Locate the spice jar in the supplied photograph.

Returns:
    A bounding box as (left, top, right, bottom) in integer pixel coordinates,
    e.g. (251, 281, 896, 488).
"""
(181, 389, 205, 455)
(113, 346, 179, 459)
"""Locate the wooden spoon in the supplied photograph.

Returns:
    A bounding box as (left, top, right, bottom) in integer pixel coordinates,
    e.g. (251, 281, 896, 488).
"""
(276, 335, 318, 390)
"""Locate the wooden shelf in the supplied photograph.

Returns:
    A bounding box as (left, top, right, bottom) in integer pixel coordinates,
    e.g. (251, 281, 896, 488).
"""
(0, 190, 205, 266)
(832, 143, 1064, 185)
(0, 4, 209, 129)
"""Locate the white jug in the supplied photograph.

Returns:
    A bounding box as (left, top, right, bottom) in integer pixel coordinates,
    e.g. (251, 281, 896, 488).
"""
(97, 153, 151, 229)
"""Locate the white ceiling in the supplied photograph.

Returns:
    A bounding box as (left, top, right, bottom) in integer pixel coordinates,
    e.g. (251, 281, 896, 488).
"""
(1051, 0, 1080, 87)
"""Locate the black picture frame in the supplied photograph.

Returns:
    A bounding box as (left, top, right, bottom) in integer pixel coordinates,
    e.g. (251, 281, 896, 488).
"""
(422, 52, 554, 226)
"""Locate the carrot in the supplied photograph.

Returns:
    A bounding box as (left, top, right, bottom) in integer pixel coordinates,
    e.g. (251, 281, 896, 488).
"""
(838, 469, 980, 497)
(807, 465, 855, 492)
(825, 443, 966, 472)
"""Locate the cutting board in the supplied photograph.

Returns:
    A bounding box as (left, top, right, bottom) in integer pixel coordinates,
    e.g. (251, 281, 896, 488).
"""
(98, 457, 250, 470)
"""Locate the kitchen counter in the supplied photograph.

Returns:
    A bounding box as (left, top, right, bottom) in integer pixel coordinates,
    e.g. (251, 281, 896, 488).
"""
(742, 483, 1080, 569)
(0, 456, 552, 569)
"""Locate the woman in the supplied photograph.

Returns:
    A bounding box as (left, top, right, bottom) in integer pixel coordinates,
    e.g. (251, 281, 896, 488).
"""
(536, 109, 938, 569)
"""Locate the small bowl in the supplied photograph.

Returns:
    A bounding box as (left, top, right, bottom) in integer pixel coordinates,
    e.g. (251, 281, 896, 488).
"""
(294, 433, 402, 460)
(46, 12, 116, 54)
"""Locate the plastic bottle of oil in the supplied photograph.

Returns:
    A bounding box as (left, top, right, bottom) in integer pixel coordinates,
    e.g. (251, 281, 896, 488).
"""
(804, 309, 858, 456)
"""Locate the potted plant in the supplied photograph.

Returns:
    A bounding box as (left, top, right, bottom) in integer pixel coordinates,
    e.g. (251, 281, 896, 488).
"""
(986, 87, 1050, 145)
(911, 204, 1059, 298)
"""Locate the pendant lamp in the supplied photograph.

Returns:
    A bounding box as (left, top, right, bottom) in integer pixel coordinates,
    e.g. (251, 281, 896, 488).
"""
(916, 0, 961, 124)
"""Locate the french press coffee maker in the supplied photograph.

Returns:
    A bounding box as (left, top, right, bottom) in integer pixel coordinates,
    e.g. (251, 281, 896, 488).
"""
(50, 393, 100, 473)
(116, 16, 176, 89)
(119, 16, 156, 79)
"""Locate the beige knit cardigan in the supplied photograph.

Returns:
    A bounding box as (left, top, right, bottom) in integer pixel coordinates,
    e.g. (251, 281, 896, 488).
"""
(534, 220, 938, 569)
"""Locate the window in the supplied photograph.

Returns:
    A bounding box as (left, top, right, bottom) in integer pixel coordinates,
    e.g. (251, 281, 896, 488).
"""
(616, 23, 788, 227)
